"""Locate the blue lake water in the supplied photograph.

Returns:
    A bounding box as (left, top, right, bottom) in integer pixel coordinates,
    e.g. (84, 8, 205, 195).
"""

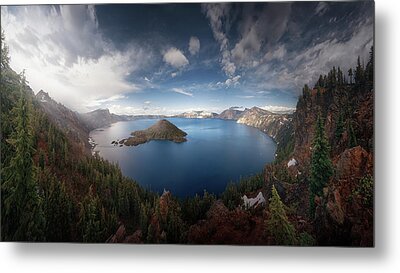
(90, 118, 276, 197)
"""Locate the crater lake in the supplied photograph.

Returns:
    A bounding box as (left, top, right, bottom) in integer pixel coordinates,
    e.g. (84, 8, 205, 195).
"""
(90, 118, 276, 197)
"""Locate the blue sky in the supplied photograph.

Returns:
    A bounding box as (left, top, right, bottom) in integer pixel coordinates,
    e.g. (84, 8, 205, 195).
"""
(1, 2, 373, 115)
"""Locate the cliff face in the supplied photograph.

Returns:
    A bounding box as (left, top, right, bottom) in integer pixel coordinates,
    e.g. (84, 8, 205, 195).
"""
(263, 75, 374, 245)
(80, 108, 128, 130)
(236, 107, 293, 142)
(292, 85, 373, 169)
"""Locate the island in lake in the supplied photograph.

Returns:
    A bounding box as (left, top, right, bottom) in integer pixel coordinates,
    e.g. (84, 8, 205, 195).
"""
(112, 119, 187, 146)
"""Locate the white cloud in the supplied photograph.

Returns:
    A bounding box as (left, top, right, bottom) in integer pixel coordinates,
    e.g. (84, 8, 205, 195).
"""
(171, 88, 193, 97)
(144, 76, 150, 82)
(144, 101, 151, 105)
(225, 75, 241, 87)
(202, 3, 236, 77)
(1, 5, 152, 112)
(171, 72, 178, 78)
(264, 44, 287, 61)
(86, 94, 126, 108)
(237, 95, 254, 99)
(315, 2, 329, 16)
(261, 105, 296, 114)
(163, 47, 189, 68)
(189, 36, 200, 55)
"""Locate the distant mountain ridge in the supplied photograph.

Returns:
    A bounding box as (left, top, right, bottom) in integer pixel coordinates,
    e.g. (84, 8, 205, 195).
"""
(217, 107, 247, 120)
(175, 110, 218, 119)
(80, 108, 129, 131)
(36, 89, 293, 150)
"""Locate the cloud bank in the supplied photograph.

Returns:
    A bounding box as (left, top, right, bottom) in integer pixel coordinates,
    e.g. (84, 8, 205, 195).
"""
(1, 5, 151, 111)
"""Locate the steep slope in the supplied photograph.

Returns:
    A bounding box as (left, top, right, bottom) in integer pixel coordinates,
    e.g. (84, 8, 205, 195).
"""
(262, 52, 374, 246)
(36, 90, 91, 152)
(236, 107, 293, 142)
(1, 58, 158, 242)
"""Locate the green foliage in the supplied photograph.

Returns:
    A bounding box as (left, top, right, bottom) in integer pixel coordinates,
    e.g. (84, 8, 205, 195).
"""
(298, 232, 316, 246)
(221, 174, 264, 210)
(1, 74, 45, 241)
(348, 121, 358, 148)
(353, 175, 373, 208)
(266, 186, 298, 245)
(309, 115, 333, 217)
(181, 190, 216, 225)
(39, 170, 74, 241)
(275, 132, 294, 163)
(1, 30, 10, 70)
(78, 186, 106, 242)
(335, 111, 345, 142)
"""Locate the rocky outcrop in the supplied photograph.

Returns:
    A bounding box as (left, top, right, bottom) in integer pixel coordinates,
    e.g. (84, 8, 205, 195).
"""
(187, 200, 268, 244)
(315, 146, 373, 246)
(106, 224, 126, 243)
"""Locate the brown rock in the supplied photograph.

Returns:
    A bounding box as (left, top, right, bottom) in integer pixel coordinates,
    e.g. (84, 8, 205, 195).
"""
(335, 146, 373, 180)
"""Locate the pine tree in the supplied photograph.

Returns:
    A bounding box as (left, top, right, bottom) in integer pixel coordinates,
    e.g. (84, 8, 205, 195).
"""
(335, 111, 345, 142)
(348, 68, 353, 85)
(266, 185, 297, 245)
(1, 73, 45, 241)
(348, 121, 358, 148)
(39, 150, 45, 170)
(365, 46, 374, 91)
(354, 56, 364, 88)
(1, 30, 10, 70)
(309, 115, 333, 217)
(78, 186, 105, 242)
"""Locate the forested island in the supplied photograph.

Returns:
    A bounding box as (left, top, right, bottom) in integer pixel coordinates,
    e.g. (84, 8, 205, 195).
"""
(113, 119, 187, 147)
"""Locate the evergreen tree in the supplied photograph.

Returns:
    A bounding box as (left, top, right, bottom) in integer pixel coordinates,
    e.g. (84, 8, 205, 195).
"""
(1, 73, 45, 241)
(39, 150, 45, 170)
(348, 68, 353, 85)
(309, 115, 333, 217)
(348, 121, 358, 148)
(335, 112, 345, 142)
(78, 186, 105, 242)
(1, 30, 10, 69)
(354, 56, 365, 88)
(266, 185, 297, 245)
(365, 46, 374, 91)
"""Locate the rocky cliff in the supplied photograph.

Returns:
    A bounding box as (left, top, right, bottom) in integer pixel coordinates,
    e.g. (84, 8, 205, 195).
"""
(236, 107, 293, 142)
(80, 108, 129, 130)
(262, 58, 374, 246)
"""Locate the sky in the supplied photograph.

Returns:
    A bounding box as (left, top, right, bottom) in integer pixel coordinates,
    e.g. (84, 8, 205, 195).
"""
(1, 2, 374, 115)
